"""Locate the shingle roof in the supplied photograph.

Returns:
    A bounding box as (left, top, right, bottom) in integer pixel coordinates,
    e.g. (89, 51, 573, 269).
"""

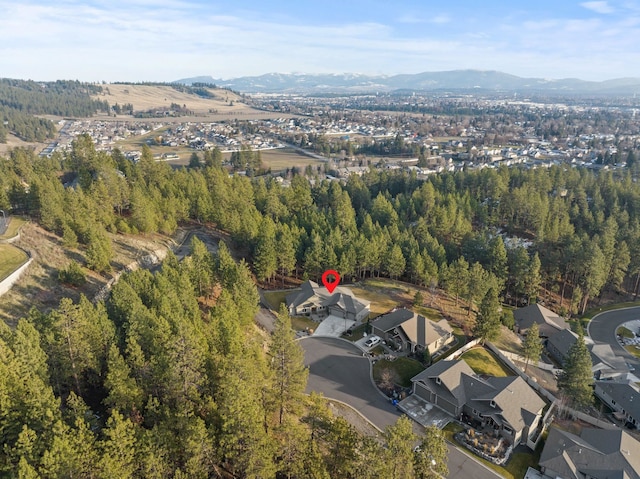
(371, 308, 414, 331)
(547, 328, 579, 360)
(468, 375, 546, 431)
(411, 359, 545, 432)
(285, 280, 369, 315)
(540, 427, 640, 479)
(372, 308, 453, 348)
(514, 303, 568, 337)
(412, 360, 475, 407)
(595, 381, 640, 422)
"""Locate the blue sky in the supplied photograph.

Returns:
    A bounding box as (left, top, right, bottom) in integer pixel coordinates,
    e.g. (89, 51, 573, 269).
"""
(1, 0, 639, 82)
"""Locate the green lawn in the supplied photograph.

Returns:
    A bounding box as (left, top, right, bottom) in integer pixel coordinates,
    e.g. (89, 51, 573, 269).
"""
(460, 347, 514, 377)
(291, 316, 318, 333)
(414, 306, 443, 320)
(0, 244, 29, 282)
(624, 345, 640, 359)
(618, 326, 635, 338)
(0, 217, 26, 239)
(373, 357, 425, 387)
(263, 290, 289, 310)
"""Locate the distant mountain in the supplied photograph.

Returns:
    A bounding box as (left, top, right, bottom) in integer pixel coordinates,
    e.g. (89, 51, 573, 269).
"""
(175, 70, 640, 95)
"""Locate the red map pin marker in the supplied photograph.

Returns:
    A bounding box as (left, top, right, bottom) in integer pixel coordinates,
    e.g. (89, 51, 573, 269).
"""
(321, 270, 340, 294)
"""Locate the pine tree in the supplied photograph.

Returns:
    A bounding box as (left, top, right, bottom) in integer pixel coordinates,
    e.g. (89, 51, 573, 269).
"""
(414, 425, 448, 479)
(558, 326, 593, 409)
(521, 322, 543, 372)
(383, 416, 416, 479)
(473, 287, 501, 344)
(268, 304, 309, 425)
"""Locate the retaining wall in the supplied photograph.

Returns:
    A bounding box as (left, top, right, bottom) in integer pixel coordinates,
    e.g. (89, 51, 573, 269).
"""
(0, 252, 33, 298)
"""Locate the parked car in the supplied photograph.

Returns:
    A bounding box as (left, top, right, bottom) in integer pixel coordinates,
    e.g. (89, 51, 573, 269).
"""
(364, 335, 381, 348)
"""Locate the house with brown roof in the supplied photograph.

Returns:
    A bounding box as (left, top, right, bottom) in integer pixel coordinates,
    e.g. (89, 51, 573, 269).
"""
(514, 303, 569, 338)
(285, 280, 370, 322)
(371, 308, 454, 355)
(539, 426, 640, 479)
(410, 359, 546, 448)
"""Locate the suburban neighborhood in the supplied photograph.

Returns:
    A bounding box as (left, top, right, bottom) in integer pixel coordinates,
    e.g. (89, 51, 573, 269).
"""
(271, 275, 640, 479)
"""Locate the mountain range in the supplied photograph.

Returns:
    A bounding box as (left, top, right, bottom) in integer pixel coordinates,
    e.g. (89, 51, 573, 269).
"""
(176, 70, 640, 95)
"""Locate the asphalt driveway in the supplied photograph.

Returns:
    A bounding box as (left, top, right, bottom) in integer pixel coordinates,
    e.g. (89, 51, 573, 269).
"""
(588, 305, 640, 370)
(300, 336, 502, 479)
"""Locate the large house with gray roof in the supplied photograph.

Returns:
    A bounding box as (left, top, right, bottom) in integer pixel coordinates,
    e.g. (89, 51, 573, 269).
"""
(514, 303, 569, 338)
(371, 308, 454, 355)
(410, 359, 546, 448)
(539, 426, 640, 479)
(285, 280, 370, 322)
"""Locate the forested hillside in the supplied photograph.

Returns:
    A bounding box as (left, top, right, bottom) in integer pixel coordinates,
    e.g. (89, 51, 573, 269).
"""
(2, 131, 640, 475)
(1, 136, 639, 317)
(0, 79, 109, 142)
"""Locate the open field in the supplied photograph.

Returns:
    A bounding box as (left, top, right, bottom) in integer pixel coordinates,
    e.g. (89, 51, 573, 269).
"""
(260, 148, 326, 172)
(0, 244, 28, 282)
(460, 347, 514, 377)
(93, 84, 291, 122)
(0, 133, 47, 157)
(94, 84, 247, 115)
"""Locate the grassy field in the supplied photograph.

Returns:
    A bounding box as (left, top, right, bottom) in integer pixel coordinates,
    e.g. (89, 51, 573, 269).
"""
(460, 347, 514, 377)
(263, 290, 289, 310)
(260, 148, 326, 172)
(93, 84, 292, 122)
(373, 357, 425, 387)
(618, 326, 635, 338)
(0, 217, 26, 239)
(350, 278, 418, 318)
(0, 244, 29, 282)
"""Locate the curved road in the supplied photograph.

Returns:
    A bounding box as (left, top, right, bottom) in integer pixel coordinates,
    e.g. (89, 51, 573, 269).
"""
(588, 306, 640, 370)
(301, 337, 501, 479)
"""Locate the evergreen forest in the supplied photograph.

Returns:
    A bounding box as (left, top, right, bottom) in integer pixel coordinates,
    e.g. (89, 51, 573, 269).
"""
(2, 132, 640, 476)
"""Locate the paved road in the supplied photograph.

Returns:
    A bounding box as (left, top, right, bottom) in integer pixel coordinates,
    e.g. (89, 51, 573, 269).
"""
(588, 306, 640, 370)
(300, 337, 502, 479)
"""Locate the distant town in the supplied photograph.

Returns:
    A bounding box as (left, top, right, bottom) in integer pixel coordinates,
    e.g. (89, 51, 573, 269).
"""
(39, 91, 640, 179)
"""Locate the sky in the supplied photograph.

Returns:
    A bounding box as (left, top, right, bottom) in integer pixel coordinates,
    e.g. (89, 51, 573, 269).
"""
(1, 0, 640, 82)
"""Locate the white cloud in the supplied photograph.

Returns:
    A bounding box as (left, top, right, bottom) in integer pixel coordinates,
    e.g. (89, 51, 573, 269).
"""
(0, 0, 639, 82)
(581, 1, 615, 14)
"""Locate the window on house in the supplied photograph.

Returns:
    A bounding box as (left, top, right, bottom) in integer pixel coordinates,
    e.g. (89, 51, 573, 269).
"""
(503, 426, 513, 434)
(490, 400, 496, 408)
(435, 377, 441, 385)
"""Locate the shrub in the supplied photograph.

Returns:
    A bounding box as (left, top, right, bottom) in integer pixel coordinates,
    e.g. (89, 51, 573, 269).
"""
(58, 261, 86, 287)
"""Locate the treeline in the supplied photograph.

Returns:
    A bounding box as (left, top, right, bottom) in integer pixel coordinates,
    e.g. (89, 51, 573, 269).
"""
(2, 136, 640, 318)
(0, 79, 110, 142)
(0, 105, 57, 142)
(0, 235, 448, 477)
